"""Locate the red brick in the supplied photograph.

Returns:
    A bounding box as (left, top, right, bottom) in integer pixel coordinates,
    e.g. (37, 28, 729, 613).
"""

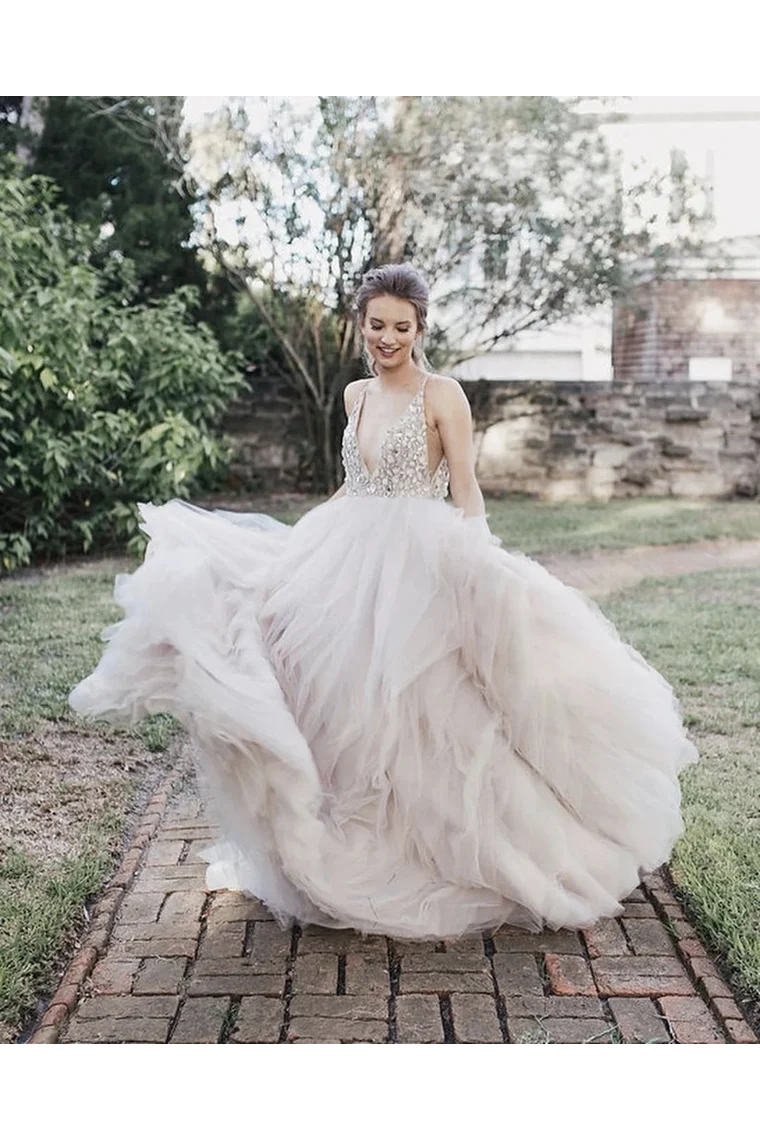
(36, 1003, 69, 1031)
(171, 997, 229, 1044)
(608, 997, 670, 1043)
(75, 995, 179, 1020)
(231, 997, 284, 1043)
(450, 993, 502, 1043)
(583, 920, 629, 958)
(677, 938, 711, 962)
(195, 957, 284, 977)
(700, 974, 734, 1001)
(400, 952, 488, 974)
(592, 956, 694, 997)
(87, 928, 110, 953)
(159, 891, 207, 924)
(658, 995, 710, 1021)
(545, 954, 597, 997)
(670, 919, 698, 940)
(198, 924, 247, 959)
(65, 1017, 171, 1043)
(493, 929, 583, 955)
(492, 953, 543, 996)
(111, 921, 200, 943)
(134, 869, 206, 892)
(399, 971, 491, 995)
(669, 1020, 725, 1043)
(251, 922, 292, 962)
(110, 938, 198, 959)
(91, 889, 124, 920)
(287, 1017, 386, 1043)
(395, 995, 445, 1043)
(187, 973, 284, 998)
(620, 902, 659, 920)
(292, 954, 338, 995)
(509, 1017, 613, 1044)
(709, 996, 743, 1022)
(89, 958, 139, 996)
(299, 926, 383, 955)
(344, 954, 391, 996)
(289, 994, 387, 1021)
(622, 919, 677, 956)
(133, 958, 187, 995)
(504, 995, 604, 1020)
(206, 893, 272, 924)
(724, 1020, 759, 1044)
(62, 946, 98, 987)
(118, 892, 165, 924)
(48, 984, 80, 1012)
(145, 843, 186, 866)
(29, 1027, 61, 1044)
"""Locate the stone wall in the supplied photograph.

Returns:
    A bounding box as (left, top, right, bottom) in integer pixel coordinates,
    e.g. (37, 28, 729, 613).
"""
(222, 372, 308, 492)
(464, 378, 760, 501)
(223, 373, 760, 500)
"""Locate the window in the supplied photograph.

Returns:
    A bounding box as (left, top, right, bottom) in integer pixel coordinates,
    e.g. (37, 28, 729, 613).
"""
(688, 356, 732, 381)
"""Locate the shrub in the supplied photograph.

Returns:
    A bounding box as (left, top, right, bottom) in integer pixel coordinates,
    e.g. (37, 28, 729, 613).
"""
(0, 166, 244, 572)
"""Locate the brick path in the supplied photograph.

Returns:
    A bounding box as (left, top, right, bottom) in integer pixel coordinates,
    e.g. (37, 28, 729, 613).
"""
(38, 539, 760, 1044)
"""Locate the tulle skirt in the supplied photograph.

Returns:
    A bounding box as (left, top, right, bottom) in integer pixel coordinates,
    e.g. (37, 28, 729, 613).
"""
(69, 496, 697, 938)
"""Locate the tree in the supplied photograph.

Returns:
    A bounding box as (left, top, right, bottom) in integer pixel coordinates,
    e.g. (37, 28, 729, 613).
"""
(24, 97, 209, 303)
(183, 97, 712, 490)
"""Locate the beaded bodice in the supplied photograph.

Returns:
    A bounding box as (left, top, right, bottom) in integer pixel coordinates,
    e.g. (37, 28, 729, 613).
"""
(341, 377, 450, 500)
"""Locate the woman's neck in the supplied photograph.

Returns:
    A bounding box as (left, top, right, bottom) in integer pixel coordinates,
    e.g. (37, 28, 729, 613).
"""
(373, 362, 425, 391)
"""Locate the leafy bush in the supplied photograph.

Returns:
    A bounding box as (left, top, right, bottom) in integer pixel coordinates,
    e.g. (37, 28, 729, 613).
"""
(0, 165, 244, 572)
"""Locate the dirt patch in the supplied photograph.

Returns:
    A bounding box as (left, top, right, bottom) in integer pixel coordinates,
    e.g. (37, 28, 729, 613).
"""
(0, 724, 176, 868)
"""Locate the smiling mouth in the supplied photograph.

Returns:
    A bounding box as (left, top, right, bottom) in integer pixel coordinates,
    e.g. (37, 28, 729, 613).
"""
(378, 347, 399, 356)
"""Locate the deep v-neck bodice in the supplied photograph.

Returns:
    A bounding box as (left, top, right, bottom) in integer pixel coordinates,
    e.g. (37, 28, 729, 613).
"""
(341, 376, 450, 500)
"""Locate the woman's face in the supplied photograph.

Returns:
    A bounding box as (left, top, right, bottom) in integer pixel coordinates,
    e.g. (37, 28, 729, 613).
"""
(361, 295, 420, 371)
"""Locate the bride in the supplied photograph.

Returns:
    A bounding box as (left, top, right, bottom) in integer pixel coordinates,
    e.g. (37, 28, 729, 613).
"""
(70, 263, 698, 939)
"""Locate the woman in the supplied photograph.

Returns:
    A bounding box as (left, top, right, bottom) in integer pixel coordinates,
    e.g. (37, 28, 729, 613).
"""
(70, 263, 698, 939)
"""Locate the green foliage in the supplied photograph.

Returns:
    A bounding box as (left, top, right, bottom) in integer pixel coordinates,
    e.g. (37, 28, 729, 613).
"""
(31, 97, 207, 303)
(0, 164, 244, 573)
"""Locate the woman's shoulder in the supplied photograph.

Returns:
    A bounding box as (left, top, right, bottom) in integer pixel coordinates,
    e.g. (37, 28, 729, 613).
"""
(343, 378, 368, 415)
(425, 373, 470, 414)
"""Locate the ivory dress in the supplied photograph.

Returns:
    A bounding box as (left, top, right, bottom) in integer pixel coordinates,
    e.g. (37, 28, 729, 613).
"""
(70, 374, 698, 938)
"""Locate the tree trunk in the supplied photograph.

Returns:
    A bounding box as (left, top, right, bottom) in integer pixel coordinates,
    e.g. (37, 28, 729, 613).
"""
(16, 96, 48, 165)
(372, 96, 417, 266)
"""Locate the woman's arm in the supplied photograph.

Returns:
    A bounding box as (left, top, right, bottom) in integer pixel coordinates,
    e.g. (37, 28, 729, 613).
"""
(432, 377, 487, 519)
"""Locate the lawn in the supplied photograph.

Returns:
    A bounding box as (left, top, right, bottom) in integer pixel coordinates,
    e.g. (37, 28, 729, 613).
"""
(604, 567, 760, 1005)
(0, 561, 180, 1041)
(203, 492, 760, 555)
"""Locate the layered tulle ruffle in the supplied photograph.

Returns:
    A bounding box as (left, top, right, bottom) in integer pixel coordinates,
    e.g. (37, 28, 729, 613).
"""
(70, 496, 697, 938)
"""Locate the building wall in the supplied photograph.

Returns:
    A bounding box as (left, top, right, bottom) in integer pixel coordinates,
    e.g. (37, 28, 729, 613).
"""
(613, 278, 760, 382)
(223, 375, 760, 500)
(467, 378, 760, 501)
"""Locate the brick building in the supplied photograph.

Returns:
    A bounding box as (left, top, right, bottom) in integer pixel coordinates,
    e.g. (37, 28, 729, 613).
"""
(612, 237, 760, 381)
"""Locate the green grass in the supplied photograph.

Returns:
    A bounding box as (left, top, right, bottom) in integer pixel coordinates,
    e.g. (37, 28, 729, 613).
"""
(0, 841, 113, 1031)
(0, 561, 177, 751)
(258, 493, 760, 556)
(604, 567, 760, 1000)
(484, 496, 760, 556)
(0, 563, 179, 1038)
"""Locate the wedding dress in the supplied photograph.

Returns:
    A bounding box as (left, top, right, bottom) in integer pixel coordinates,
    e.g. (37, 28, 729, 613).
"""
(70, 374, 697, 938)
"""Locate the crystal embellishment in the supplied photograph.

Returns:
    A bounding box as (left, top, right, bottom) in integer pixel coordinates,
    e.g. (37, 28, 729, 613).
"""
(341, 377, 450, 500)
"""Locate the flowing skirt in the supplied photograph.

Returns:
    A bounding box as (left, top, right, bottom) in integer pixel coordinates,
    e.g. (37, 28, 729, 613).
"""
(70, 496, 697, 938)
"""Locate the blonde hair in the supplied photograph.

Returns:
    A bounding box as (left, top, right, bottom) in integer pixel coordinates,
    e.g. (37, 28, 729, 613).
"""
(354, 263, 434, 375)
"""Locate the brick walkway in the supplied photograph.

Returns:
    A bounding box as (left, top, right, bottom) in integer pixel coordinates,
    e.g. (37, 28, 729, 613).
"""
(38, 539, 760, 1044)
